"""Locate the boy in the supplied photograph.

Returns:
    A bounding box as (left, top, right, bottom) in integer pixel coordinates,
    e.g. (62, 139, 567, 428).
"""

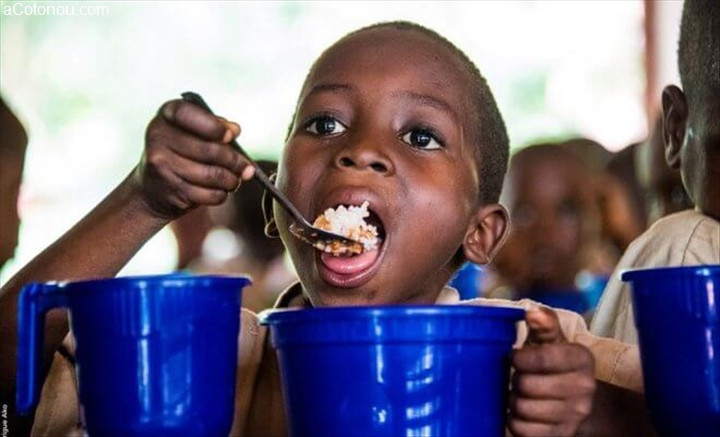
(2, 22, 645, 436)
(591, 0, 720, 345)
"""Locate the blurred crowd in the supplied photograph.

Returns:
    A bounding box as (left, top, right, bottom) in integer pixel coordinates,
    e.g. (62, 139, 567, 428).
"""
(457, 116, 692, 321)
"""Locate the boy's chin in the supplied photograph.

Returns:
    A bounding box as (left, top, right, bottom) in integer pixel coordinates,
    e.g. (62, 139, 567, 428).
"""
(306, 280, 444, 308)
(305, 287, 385, 308)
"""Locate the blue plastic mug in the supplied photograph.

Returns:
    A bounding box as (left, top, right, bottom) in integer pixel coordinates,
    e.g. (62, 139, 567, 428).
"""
(16, 274, 250, 437)
(260, 305, 525, 437)
(622, 265, 720, 436)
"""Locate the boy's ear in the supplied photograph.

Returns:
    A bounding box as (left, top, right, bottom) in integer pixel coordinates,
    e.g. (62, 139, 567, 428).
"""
(262, 173, 280, 238)
(661, 85, 688, 170)
(462, 204, 510, 265)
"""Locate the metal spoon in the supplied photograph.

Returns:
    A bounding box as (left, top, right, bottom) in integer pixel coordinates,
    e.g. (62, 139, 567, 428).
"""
(180, 91, 364, 254)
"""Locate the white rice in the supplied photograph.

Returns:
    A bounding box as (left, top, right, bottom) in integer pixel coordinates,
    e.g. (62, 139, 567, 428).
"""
(313, 200, 380, 254)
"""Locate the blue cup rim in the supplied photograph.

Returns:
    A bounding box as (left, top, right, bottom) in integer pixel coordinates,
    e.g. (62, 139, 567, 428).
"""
(258, 304, 526, 325)
(33, 273, 252, 289)
(621, 265, 720, 282)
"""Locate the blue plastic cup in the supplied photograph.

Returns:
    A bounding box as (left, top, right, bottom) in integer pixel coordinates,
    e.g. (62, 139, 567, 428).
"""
(622, 265, 720, 436)
(260, 305, 525, 437)
(16, 274, 251, 437)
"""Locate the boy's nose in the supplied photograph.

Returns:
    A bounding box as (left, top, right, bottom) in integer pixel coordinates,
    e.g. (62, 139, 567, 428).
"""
(334, 143, 395, 176)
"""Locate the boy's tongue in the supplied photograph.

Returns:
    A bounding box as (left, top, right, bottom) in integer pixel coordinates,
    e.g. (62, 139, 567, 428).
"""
(320, 249, 379, 275)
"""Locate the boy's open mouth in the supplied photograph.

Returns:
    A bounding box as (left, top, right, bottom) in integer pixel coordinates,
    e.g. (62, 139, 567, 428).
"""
(313, 202, 387, 287)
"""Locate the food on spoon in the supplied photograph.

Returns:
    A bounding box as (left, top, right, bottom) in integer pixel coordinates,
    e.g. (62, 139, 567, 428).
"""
(312, 201, 380, 256)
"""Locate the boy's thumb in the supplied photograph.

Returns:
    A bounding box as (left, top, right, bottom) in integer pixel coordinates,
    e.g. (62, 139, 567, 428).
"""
(524, 306, 566, 345)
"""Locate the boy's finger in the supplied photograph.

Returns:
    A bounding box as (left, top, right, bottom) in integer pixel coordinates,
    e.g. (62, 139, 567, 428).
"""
(171, 180, 229, 207)
(512, 368, 596, 398)
(513, 343, 595, 374)
(171, 154, 243, 192)
(509, 393, 568, 423)
(159, 100, 228, 142)
(217, 117, 242, 142)
(525, 307, 566, 345)
(508, 418, 574, 437)
(157, 125, 249, 175)
(152, 165, 229, 210)
(241, 165, 256, 181)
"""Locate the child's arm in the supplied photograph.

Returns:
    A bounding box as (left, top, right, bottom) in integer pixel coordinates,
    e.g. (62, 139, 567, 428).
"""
(508, 307, 596, 437)
(0, 99, 252, 414)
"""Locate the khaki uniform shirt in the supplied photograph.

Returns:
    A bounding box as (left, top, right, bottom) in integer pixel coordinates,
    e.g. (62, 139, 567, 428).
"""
(591, 209, 720, 345)
(31, 285, 641, 436)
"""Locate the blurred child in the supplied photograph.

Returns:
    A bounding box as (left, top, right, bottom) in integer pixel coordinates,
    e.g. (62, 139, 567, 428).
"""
(169, 205, 214, 270)
(591, 0, 720, 345)
(489, 143, 608, 316)
(1, 22, 651, 437)
(0, 95, 31, 436)
(605, 142, 648, 232)
(559, 137, 612, 171)
(560, 137, 645, 257)
(191, 160, 296, 312)
(0, 96, 28, 271)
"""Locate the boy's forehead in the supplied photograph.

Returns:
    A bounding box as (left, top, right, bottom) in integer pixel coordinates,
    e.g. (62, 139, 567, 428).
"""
(302, 27, 474, 99)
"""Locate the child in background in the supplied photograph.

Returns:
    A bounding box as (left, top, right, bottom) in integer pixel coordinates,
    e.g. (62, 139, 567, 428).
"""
(560, 137, 644, 258)
(1, 22, 651, 437)
(591, 0, 720, 345)
(0, 95, 31, 437)
(169, 205, 214, 270)
(605, 141, 648, 230)
(488, 143, 609, 316)
(0, 96, 28, 271)
(191, 160, 296, 312)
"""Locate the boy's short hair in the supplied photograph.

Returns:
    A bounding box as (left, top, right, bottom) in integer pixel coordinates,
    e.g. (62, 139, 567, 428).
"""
(678, 0, 720, 101)
(291, 21, 509, 205)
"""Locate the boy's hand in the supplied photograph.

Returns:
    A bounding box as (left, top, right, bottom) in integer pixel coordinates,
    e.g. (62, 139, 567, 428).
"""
(134, 99, 255, 219)
(508, 307, 596, 437)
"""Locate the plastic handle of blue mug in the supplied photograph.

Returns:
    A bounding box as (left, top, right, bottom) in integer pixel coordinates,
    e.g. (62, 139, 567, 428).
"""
(16, 282, 68, 413)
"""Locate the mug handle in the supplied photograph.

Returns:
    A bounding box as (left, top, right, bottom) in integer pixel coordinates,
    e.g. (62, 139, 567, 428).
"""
(16, 282, 67, 413)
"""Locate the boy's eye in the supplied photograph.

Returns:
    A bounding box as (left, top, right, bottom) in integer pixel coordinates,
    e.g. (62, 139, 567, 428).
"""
(306, 116, 347, 136)
(401, 129, 442, 150)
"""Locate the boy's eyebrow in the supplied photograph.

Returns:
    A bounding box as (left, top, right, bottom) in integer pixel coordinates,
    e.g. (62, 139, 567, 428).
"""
(392, 90, 457, 121)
